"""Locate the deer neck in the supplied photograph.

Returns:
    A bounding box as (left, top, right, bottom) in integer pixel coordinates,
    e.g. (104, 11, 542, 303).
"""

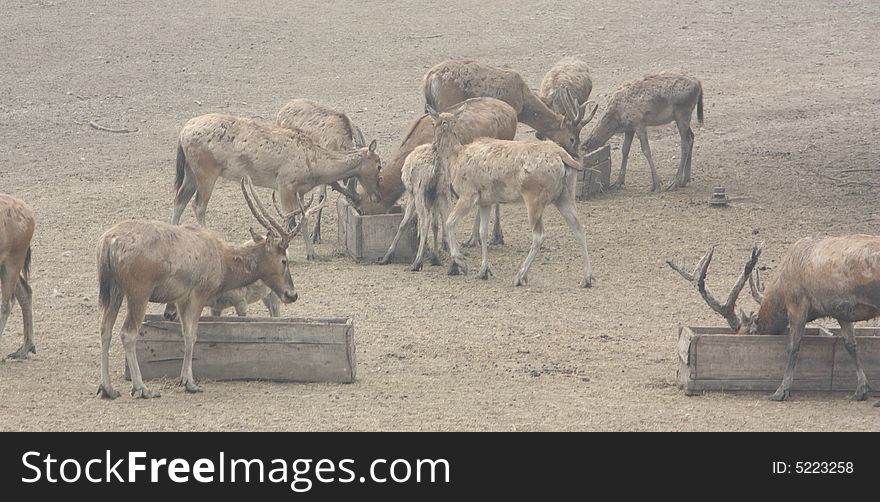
(219, 242, 265, 293)
(433, 131, 463, 174)
(582, 114, 618, 152)
(313, 148, 365, 185)
(519, 89, 565, 133)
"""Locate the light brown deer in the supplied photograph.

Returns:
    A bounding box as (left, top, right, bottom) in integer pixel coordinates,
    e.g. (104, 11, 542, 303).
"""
(208, 280, 281, 317)
(668, 236, 880, 403)
(539, 57, 595, 119)
(0, 194, 36, 360)
(276, 98, 366, 244)
(434, 108, 595, 287)
(170, 113, 381, 260)
(98, 177, 321, 399)
(581, 70, 703, 192)
(358, 97, 518, 246)
(423, 60, 593, 158)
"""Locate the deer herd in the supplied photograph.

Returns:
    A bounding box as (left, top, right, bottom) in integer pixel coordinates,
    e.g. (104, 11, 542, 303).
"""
(1, 57, 878, 408)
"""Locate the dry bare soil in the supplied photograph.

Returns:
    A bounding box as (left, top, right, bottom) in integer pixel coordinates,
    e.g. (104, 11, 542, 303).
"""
(1, 0, 879, 431)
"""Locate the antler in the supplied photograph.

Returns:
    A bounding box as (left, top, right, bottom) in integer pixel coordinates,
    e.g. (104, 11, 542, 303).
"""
(285, 194, 325, 238)
(241, 176, 287, 237)
(558, 88, 581, 123)
(271, 190, 315, 233)
(666, 244, 762, 332)
(749, 268, 765, 304)
(579, 101, 599, 126)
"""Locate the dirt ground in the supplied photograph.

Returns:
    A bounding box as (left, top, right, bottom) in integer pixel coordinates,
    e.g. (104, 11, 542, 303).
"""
(1, 0, 879, 431)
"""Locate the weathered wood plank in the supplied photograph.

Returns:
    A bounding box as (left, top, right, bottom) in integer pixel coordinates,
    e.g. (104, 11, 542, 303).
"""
(677, 326, 880, 395)
(577, 145, 611, 200)
(125, 315, 356, 383)
(337, 198, 417, 263)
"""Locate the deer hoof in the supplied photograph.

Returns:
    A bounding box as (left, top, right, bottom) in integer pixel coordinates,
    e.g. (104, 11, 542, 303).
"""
(767, 389, 790, 401)
(491, 235, 505, 246)
(873, 400, 880, 407)
(163, 304, 178, 321)
(580, 277, 593, 288)
(429, 253, 441, 266)
(7, 344, 35, 360)
(408, 261, 423, 272)
(851, 386, 870, 401)
(97, 384, 121, 400)
(609, 181, 624, 191)
(183, 380, 203, 393)
(448, 259, 467, 276)
(479, 267, 492, 280)
(131, 387, 160, 399)
(305, 253, 317, 261)
(378, 254, 392, 265)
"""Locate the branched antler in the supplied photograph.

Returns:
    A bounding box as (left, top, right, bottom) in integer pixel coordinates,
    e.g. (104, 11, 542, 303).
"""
(667, 244, 763, 332)
(749, 268, 765, 304)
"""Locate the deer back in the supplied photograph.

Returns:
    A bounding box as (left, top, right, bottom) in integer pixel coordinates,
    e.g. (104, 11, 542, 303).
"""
(0, 194, 35, 261)
(276, 99, 360, 151)
(540, 57, 593, 114)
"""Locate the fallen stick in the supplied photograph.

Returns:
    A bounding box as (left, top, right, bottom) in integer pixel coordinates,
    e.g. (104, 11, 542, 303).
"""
(88, 121, 138, 133)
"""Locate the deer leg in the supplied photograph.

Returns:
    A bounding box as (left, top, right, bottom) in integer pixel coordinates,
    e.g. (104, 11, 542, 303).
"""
(769, 306, 808, 401)
(97, 289, 123, 399)
(491, 204, 504, 245)
(171, 169, 198, 225)
(176, 299, 203, 393)
(233, 300, 247, 317)
(410, 202, 431, 272)
(636, 129, 663, 192)
(684, 128, 695, 184)
(192, 175, 217, 226)
(263, 292, 281, 317)
(429, 210, 442, 266)
(554, 197, 594, 288)
(464, 211, 480, 248)
(379, 198, 416, 265)
(444, 195, 474, 276)
(666, 120, 693, 191)
(121, 295, 159, 399)
(8, 278, 35, 359)
(839, 320, 871, 401)
(311, 185, 326, 245)
(514, 197, 546, 287)
(296, 195, 318, 261)
(210, 305, 223, 317)
(610, 131, 634, 189)
(477, 204, 493, 280)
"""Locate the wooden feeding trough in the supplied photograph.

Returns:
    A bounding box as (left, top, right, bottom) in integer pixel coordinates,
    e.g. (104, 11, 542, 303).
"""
(125, 314, 356, 383)
(576, 145, 611, 200)
(677, 326, 880, 395)
(336, 197, 417, 263)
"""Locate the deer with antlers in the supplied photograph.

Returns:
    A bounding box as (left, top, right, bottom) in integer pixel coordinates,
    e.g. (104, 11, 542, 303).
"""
(668, 236, 880, 403)
(539, 57, 595, 119)
(581, 70, 703, 192)
(98, 177, 322, 399)
(432, 105, 594, 287)
(276, 99, 366, 244)
(170, 113, 381, 260)
(0, 194, 36, 360)
(422, 60, 595, 158)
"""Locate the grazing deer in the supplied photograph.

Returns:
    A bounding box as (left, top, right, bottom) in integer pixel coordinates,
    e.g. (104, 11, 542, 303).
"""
(359, 97, 518, 246)
(434, 106, 594, 287)
(668, 236, 880, 403)
(98, 177, 321, 399)
(276, 99, 366, 244)
(422, 59, 595, 158)
(170, 113, 381, 260)
(0, 194, 36, 360)
(208, 280, 281, 317)
(539, 57, 595, 118)
(581, 70, 703, 192)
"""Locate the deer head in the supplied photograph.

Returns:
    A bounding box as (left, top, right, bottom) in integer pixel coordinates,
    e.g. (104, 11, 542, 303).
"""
(535, 88, 596, 157)
(667, 244, 764, 333)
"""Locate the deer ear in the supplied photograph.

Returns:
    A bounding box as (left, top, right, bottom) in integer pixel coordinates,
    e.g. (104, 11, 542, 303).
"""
(368, 139, 378, 152)
(453, 104, 466, 119)
(249, 227, 264, 242)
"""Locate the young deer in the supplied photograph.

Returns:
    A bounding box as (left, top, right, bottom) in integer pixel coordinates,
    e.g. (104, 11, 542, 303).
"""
(435, 106, 595, 287)
(581, 70, 703, 192)
(170, 113, 381, 260)
(359, 97, 518, 246)
(98, 177, 321, 399)
(208, 279, 281, 317)
(276, 98, 366, 244)
(668, 236, 880, 403)
(422, 60, 593, 158)
(0, 194, 36, 360)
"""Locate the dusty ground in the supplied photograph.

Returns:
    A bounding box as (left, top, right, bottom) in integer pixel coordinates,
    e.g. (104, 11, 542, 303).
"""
(1, 0, 879, 431)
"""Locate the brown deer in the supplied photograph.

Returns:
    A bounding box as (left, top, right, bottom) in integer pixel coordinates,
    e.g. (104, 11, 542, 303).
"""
(435, 107, 595, 287)
(0, 194, 36, 360)
(539, 57, 596, 120)
(358, 97, 518, 246)
(668, 236, 880, 403)
(169, 113, 381, 260)
(207, 280, 281, 317)
(422, 59, 593, 158)
(98, 177, 321, 399)
(276, 98, 366, 244)
(581, 70, 703, 192)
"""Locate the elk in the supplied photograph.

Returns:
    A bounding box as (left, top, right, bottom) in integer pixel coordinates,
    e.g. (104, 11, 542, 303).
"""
(276, 98, 366, 244)
(0, 194, 36, 360)
(98, 177, 321, 399)
(434, 107, 594, 287)
(358, 97, 518, 246)
(539, 57, 595, 119)
(422, 60, 594, 158)
(581, 70, 703, 192)
(169, 113, 381, 260)
(668, 236, 880, 403)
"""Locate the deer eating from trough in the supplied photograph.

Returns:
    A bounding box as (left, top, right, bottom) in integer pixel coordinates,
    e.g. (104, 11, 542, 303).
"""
(668, 236, 880, 403)
(0, 194, 36, 360)
(98, 177, 321, 399)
